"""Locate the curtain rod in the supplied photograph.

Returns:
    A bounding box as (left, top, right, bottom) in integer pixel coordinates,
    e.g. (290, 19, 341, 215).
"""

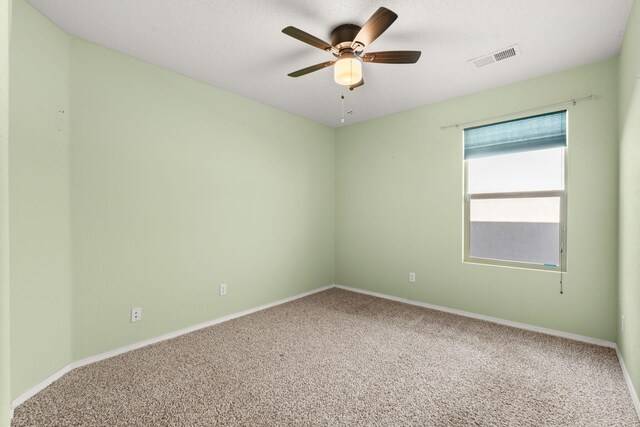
(440, 95, 595, 130)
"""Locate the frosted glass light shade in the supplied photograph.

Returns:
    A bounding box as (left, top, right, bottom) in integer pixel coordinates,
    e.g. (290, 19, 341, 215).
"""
(334, 57, 362, 86)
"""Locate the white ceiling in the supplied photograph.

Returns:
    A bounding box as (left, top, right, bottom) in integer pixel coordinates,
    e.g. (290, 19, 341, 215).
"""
(27, 0, 633, 127)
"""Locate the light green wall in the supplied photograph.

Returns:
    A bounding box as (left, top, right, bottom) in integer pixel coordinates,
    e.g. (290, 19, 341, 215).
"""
(9, 0, 73, 399)
(0, 0, 11, 424)
(336, 59, 620, 342)
(68, 39, 335, 359)
(620, 0, 640, 122)
(8, 0, 334, 398)
(618, 0, 640, 405)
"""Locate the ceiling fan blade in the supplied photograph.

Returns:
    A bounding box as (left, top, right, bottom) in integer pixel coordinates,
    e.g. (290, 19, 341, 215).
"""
(362, 51, 421, 64)
(287, 61, 336, 78)
(351, 7, 398, 50)
(282, 26, 333, 52)
(349, 78, 364, 91)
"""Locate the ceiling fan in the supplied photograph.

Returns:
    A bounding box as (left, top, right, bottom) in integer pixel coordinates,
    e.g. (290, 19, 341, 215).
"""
(282, 7, 421, 91)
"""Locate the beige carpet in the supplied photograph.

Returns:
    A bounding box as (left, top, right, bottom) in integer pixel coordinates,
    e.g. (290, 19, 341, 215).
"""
(12, 288, 640, 426)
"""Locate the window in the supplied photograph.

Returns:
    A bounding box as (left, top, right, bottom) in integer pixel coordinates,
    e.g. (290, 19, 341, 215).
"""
(463, 111, 567, 270)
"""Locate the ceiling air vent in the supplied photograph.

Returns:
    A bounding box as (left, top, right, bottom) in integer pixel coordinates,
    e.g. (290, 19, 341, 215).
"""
(469, 45, 520, 68)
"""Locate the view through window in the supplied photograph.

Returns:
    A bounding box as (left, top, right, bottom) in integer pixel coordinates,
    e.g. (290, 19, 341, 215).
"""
(464, 111, 567, 270)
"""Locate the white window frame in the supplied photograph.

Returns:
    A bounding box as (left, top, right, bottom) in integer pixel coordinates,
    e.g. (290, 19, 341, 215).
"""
(463, 115, 568, 272)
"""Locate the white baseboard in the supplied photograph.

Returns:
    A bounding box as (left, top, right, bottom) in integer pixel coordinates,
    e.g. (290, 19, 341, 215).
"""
(616, 346, 640, 420)
(10, 363, 74, 417)
(10, 284, 334, 413)
(335, 285, 616, 348)
(12, 283, 639, 424)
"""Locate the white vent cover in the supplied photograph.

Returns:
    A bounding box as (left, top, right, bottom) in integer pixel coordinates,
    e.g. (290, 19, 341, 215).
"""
(469, 45, 520, 68)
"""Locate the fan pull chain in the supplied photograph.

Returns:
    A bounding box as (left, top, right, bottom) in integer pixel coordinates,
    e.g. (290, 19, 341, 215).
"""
(341, 94, 345, 123)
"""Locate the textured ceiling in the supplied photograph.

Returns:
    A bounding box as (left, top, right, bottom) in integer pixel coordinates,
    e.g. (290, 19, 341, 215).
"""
(26, 0, 633, 127)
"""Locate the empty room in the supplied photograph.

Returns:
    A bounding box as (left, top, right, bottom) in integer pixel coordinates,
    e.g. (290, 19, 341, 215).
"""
(1, 0, 640, 425)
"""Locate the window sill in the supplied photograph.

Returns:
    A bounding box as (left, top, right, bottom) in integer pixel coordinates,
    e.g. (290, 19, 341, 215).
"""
(463, 256, 565, 273)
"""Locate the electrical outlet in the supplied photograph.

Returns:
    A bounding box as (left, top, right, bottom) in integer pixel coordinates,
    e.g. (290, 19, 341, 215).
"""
(131, 307, 142, 323)
(219, 283, 227, 296)
(409, 272, 416, 283)
(622, 315, 625, 332)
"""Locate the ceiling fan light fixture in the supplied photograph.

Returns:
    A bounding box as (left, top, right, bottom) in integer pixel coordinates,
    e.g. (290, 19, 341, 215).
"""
(334, 55, 362, 86)
(283, 7, 419, 90)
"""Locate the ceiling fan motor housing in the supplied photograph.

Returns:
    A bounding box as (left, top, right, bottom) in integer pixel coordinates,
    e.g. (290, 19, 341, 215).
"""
(331, 24, 362, 51)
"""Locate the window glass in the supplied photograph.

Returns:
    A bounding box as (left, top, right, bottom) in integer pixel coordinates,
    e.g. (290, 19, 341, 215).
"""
(469, 221, 560, 265)
(469, 197, 561, 265)
(470, 197, 561, 223)
(467, 147, 564, 194)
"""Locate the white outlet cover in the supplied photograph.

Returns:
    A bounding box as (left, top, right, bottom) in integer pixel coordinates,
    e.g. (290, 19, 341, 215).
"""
(409, 272, 416, 283)
(219, 283, 227, 296)
(131, 307, 142, 323)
